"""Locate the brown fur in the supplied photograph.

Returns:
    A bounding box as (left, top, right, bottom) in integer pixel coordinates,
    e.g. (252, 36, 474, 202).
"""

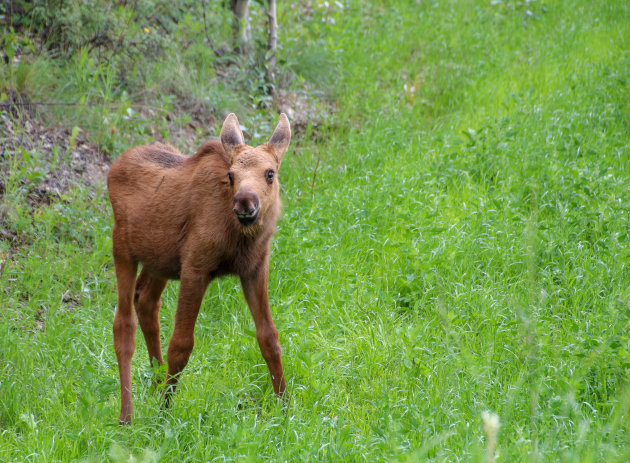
(107, 114, 291, 424)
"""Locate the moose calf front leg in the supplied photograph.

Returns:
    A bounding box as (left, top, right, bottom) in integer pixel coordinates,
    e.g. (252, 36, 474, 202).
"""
(163, 272, 209, 407)
(241, 266, 286, 396)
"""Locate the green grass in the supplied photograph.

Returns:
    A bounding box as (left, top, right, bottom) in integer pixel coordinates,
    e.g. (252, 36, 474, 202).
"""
(2, 0, 630, 461)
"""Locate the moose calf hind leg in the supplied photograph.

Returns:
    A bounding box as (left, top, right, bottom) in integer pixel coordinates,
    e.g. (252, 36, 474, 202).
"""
(134, 269, 168, 370)
(113, 254, 138, 425)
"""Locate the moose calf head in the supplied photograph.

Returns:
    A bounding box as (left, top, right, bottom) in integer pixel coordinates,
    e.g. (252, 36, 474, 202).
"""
(221, 113, 291, 227)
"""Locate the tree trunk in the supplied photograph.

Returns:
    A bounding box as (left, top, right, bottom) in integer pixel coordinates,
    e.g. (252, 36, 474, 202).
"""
(266, 0, 278, 87)
(230, 0, 251, 53)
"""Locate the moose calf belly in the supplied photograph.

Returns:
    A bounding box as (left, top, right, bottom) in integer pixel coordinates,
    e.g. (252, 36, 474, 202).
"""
(123, 225, 182, 280)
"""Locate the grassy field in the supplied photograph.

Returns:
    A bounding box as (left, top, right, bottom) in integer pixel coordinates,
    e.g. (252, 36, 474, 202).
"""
(1, 0, 630, 461)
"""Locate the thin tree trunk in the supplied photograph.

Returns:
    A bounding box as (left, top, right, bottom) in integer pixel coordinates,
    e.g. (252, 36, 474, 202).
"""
(231, 0, 251, 53)
(266, 0, 277, 87)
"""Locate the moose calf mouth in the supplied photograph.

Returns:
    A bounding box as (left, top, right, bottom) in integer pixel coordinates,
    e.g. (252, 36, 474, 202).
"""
(235, 210, 259, 226)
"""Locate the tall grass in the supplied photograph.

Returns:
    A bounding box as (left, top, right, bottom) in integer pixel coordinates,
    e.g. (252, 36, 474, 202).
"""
(1, 0, 629, 461)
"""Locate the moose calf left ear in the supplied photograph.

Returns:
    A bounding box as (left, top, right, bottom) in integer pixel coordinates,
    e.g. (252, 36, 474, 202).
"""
(267, 113, 291, 162)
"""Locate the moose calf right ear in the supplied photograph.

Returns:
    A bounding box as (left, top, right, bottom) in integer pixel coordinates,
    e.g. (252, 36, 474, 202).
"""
(220, 113, 245, 158)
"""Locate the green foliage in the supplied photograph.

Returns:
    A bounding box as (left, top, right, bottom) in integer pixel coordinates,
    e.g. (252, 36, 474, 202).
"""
(8, 0, 183, 58)
(0, 0, 300, 155)
(1, 0, 630, 461)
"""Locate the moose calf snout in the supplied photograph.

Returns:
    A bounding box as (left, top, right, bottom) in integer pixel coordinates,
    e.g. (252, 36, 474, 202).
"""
(233, 190, 260, 225)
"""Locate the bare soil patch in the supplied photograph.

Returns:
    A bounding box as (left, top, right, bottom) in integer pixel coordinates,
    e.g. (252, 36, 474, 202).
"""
(0, 109, 110, 250)
(0, 111, 110, 205)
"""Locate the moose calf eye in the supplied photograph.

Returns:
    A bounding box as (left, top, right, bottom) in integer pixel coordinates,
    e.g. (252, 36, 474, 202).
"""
(266, 170, 275, 184)
(227, 172, 234, 185)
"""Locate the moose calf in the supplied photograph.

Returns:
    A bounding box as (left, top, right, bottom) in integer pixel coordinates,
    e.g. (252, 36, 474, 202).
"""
(107, 113, 291, 424)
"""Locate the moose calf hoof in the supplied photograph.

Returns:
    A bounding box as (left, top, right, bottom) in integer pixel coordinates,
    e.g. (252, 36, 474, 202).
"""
(161, 388, 175, 409)
(280, 393, 292, 414)
(237, 392, 258, 411)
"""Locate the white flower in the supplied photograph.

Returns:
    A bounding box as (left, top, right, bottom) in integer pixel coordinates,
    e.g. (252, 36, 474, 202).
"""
(482, 411, 500, 463)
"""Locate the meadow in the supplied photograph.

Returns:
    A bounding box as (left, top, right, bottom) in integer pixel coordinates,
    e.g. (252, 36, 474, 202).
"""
(1, 0, 629, 461)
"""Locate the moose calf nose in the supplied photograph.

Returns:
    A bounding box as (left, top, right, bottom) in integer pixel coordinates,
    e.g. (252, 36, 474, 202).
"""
(233, 190, 260, 221)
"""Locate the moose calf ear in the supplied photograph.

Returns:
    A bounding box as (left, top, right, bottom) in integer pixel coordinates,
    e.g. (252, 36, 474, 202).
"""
(267, 113, 291, 161)
(220, 113, 245, 159)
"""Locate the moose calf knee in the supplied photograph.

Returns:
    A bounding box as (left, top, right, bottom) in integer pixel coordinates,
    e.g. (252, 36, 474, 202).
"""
(135, 298, 161, 327)
(134, 281, 162, 311)
(256, 327, 281, 362)
(113, 316, 136, 352)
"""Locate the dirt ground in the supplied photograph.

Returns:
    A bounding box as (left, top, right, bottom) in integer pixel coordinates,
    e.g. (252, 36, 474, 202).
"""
(0, 108, 110, 248)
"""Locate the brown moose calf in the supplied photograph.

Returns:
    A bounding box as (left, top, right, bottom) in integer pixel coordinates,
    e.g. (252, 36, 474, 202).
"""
(107, 113, 291, 424)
